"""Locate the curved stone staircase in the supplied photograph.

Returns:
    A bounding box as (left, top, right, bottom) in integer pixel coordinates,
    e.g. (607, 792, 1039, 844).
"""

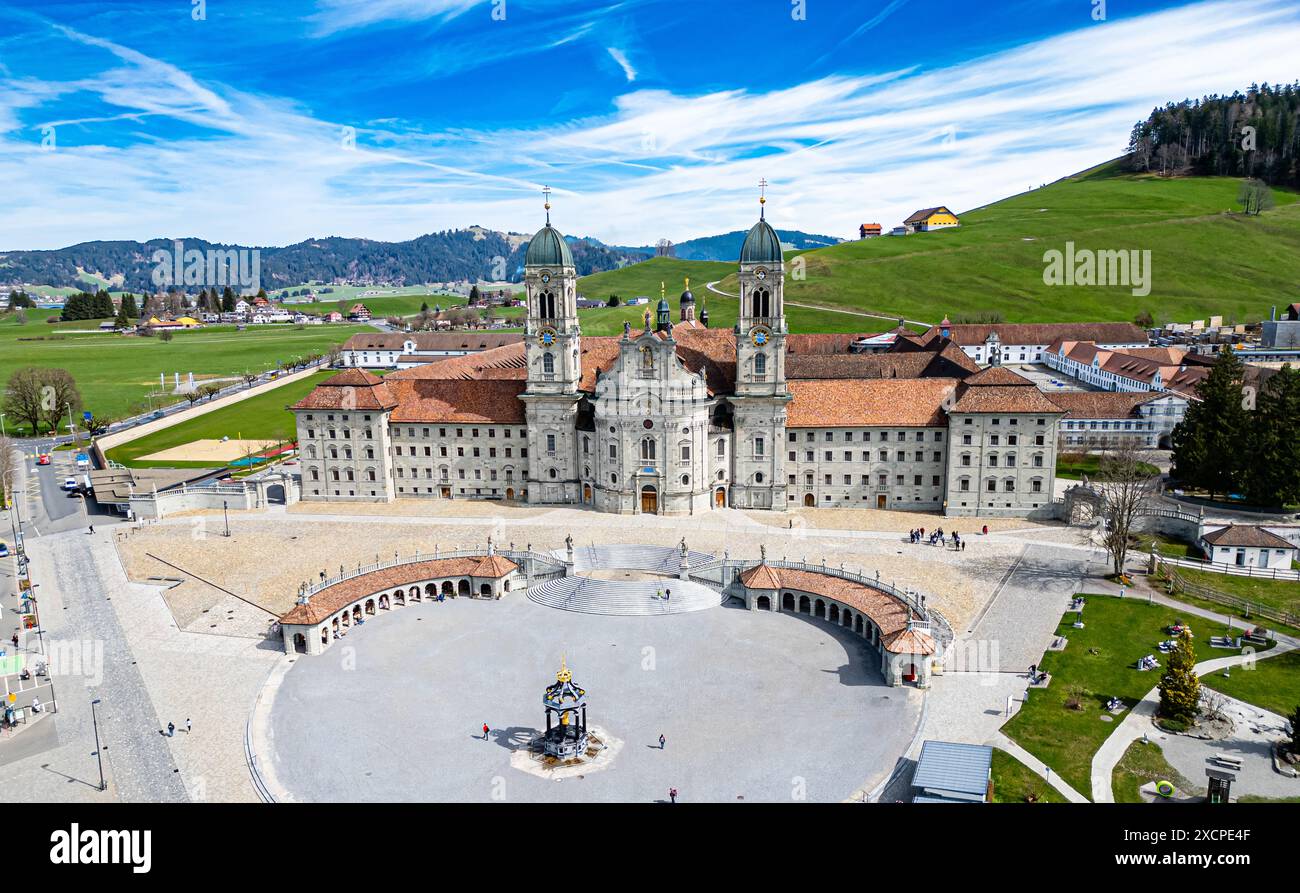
(561, 544, 716, 574)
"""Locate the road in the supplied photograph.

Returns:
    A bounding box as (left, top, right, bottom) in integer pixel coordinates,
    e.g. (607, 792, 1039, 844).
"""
(0, 442, 189, 802)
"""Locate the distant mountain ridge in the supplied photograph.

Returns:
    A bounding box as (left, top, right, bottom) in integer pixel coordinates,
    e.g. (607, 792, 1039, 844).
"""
(0, 230, 650, 292)
(1, 225, 846, 292)
(579, 229, 844, 262)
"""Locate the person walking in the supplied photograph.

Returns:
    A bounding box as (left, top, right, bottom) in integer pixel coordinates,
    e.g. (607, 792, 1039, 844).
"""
(10, 632, 18, 651)
(88, 524, 94, 535)
(185, 717, 192, 734)
(482, 722, 490, 740)
(167, 721, 175, 738)
(658, 734, 666, 750)
(668, 787, 678, 804)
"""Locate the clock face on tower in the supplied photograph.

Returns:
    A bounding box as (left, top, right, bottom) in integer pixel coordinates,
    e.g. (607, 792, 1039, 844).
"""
(539, 327, 557, 346)
(540, 272, 551, 284)
(749, 326, 771, 347)
(756, 269, 767, 280)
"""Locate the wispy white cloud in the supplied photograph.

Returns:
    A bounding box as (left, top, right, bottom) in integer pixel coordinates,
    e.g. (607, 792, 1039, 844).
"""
(1, 0, 1298, 251)
(309, 0, 482, 35)
(607, 46, 637, 82)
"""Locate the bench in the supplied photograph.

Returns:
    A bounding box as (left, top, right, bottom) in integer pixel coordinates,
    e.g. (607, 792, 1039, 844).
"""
(1211, 755, 1243, 770)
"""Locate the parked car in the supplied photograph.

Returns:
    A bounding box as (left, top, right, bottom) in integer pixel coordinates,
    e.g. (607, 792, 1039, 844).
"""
(36, 454, 51, 465)
(62, 477, 78, 491)
(0, 543, 9, 558)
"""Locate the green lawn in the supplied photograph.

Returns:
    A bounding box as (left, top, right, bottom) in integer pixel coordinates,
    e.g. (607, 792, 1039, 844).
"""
(1174, 566, 1300, 619)
(1112, 739, 1200, 802)
(103, 370, 331, 468)
(1134, 533, 1199, 559)
(1055, 452, 1160, 481)
(990, 748, 1067, 803)
(1001, 596, 1226, 798)
(707, 167, 1300, 327)
(0, 310, 369, 430)
(1201, 647, 1300, 718)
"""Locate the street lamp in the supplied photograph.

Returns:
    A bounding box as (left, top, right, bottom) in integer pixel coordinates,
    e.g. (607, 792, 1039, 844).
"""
(222, 500, 230, 537)
(90, 698, 106, 792)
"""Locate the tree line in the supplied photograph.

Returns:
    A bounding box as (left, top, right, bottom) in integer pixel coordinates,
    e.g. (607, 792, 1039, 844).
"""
(1126, 82, 1300, 189)
(1170, 348, 1300, 506)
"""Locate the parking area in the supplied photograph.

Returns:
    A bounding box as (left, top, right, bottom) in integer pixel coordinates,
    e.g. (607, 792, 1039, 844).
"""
(1008, 363, 1101, 393)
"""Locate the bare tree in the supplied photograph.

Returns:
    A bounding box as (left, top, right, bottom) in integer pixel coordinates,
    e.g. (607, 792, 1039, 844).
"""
(37, 369, 82, 436)
(1097, 441, 1160, 577)
(0, 436, 17, 508)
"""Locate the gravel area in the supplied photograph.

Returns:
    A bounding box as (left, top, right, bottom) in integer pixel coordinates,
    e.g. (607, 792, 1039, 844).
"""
(115, 504, 1034, 632)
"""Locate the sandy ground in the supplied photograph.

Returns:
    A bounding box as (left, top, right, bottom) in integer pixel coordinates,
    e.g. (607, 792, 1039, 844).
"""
(114, 499, 1040, 640)
(139, 438, 281, 463)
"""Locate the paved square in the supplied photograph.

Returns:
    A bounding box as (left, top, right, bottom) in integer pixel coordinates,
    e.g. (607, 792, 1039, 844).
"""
(258, 596, 923, 802)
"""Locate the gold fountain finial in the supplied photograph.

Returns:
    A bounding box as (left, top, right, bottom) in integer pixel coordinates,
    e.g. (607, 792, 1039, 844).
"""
(556, 654, 572, 683)
(660, 280, 665, 301)
(685, 276, 690, 290)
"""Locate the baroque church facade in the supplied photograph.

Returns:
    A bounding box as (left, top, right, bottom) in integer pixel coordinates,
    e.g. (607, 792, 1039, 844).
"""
(292, 198, 1068, 518)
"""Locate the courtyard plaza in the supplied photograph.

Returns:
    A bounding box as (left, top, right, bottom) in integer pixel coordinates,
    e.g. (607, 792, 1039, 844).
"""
(257, 594, 922, 802)
(0, 495, 1122, 803)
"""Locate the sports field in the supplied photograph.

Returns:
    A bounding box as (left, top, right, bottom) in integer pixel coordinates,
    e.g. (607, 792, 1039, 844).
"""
(104, 370, 333, 468)
(0, 309, 371, 432)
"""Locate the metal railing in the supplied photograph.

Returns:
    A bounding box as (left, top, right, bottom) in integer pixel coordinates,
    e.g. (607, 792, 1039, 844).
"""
(1155, 552, 1300, 582)
(303, 546, 565, 598)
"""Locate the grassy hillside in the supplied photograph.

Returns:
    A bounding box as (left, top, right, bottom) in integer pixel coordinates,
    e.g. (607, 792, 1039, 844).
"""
(0, 309, 370, 430)
(705, 164, 1300, 327)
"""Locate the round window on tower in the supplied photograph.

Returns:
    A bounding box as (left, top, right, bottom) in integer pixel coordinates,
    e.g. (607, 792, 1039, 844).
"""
(643, 419, 653, 430)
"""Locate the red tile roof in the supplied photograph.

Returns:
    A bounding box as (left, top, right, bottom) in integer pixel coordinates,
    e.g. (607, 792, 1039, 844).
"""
(787, 378, 958, 427)
(948, 367, 1066, 414)
(281, 555, 518, 625)
(926, 322, 1146, 347)
(1200, 525, 1296, 550)
(290, 369, 399, 411)
(1046, 391, 1157, 419)
(737, 564, 935, 655)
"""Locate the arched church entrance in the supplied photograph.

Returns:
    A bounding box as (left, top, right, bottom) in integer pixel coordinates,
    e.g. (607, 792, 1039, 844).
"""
(640, 485, 658, 514)
(715, 487, 726, 508)
(803, 493, 815, 507)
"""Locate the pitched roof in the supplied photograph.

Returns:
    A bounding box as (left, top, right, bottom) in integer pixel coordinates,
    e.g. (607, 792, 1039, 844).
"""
(904, 206, 955, 224)
(280, 555, 518, 625)
(737, 564, 933, 653)
(913, 741, 992, 798)
(924, 322, 1147, 347)
(1200, 524, 1296, 550)
(1043, 391, 1158, 419)
(290, 369, 399, 411)
(788, 378, 958, 427)
(948, 367, 1066, 415)
(342, 332, 523, 352)
(387, 378, 527, 424)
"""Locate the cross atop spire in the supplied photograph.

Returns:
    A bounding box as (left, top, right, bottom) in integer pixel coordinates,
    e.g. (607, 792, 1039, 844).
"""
(542, 185, 552, 225)
(759, 178, 768, 219)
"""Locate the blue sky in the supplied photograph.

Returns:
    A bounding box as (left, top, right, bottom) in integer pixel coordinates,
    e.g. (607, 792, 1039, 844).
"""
(1, 0, 1298, 250)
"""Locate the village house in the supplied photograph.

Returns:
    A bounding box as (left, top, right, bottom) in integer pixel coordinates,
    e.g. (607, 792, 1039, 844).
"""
(902, 207, 960, 233)
(1198, 524, 1299, 571)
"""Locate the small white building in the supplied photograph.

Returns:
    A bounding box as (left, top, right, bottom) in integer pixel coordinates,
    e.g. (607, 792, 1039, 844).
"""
(1198, 524, 1299, 570)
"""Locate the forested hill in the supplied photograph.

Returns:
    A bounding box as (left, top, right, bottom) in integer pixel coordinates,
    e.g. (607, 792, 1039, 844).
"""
(1126, 81, 1300, 188)
(0, 229, 649, 292)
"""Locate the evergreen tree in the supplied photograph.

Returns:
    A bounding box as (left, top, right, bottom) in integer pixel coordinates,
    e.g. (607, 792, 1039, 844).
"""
(469, 285, 481, 304)
(221, 286, 236, 313)
(1289, 705, 1300, 755)
(121, 292, 138, 318)
(114, 300, 130, 330)
(1243, 364, 1300, 506)
(1158, 630, 1200, 724)
(1170, 347, 1248, 499)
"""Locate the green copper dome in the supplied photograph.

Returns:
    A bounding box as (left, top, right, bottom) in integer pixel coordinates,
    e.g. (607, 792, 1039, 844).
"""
(739, 218, 782, 265)
(525, 224, 575, 268)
